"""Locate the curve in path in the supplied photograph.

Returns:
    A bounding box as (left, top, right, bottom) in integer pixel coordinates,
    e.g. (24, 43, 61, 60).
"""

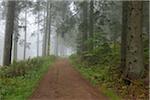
(30, 59, 108, 100)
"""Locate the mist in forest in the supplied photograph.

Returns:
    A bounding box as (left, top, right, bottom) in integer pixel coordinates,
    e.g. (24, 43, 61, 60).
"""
(0, 0, 149, 66)
(0, 0, 78, 65)
(0, 0, 149, 99)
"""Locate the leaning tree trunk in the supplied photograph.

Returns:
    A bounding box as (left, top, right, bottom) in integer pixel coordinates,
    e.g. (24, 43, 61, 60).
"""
(124, 1, 144, 80)
(3, 1, 16, 66)
(121, 1, 128, 71)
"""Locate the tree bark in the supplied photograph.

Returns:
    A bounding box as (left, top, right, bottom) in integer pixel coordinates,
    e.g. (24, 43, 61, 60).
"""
(81, 1, 88, 53)
(121, 1, 128, 72)
(47, 1, 52, 56)
(37, 2, 40, 57)
(23, 0, 27, 60)
(3, 1, 16, 66)
(124, 1, 144, 80)
(89, 0, 94, 50)
(56, 33, 59, 56)
(13, 10, 19, 61)
(42, 2, 46, 56)
(43, 0, 49, 56)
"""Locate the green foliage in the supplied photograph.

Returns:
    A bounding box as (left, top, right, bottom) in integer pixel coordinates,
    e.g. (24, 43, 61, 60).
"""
(0, 56, 55, 100)
(70, 30, 149, 99)
(70, 36, 149, 99)
(70, 52, 149, 99)
(81, 32, 120, 66)
(70, 54, 121, 100)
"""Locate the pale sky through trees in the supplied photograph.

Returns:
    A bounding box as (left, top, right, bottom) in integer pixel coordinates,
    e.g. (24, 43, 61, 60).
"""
(0, 0, 76, 65)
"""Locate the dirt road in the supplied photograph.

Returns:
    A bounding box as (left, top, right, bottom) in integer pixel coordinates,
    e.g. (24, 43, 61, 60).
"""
(30, 59, 108, 100)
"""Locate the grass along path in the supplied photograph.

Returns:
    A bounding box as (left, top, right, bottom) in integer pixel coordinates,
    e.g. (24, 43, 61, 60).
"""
(69, 56, 121, 100)
(0, 56, 55, 100)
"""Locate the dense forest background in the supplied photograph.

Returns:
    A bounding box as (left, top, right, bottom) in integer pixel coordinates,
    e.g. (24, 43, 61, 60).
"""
(0, 1, 149, 65)
(0, 0, 149, 99)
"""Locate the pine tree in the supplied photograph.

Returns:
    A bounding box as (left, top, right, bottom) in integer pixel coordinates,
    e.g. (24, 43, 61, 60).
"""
(3, 1, 16, 65)
(124, 1, 144, 80)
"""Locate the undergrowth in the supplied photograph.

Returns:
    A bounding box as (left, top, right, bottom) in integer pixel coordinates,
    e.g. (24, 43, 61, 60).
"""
(0, 56, 55, 100)
(70, 54, 121, 100)
(70, 42, 149, 100)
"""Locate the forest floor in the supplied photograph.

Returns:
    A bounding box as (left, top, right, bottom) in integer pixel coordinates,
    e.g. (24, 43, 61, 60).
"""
(30, 59, 108, 100)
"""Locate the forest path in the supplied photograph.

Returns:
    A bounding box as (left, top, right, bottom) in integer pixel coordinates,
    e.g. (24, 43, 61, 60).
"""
(30, 59, 108, 100)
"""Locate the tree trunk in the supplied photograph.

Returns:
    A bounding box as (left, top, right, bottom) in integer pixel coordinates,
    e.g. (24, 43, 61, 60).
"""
(13, 10, 19, 61)
(121, 1, 128, 71)
(89, 0, 94, 50)
(56, 33, 59, 56)
(81, 1, 88, 53)
(37, 3, 40, 57)
(124, 1, 144, 80)
(23, 0, 27, 60)
(42, 2, 46, 56)
(47, 1, 52, 56)
(3, 1, 16, 66)
(43, 0, 49, 56)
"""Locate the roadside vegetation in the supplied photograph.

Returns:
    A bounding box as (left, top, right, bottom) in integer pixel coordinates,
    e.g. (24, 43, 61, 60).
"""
(70, 39, 149, 99)
(70, 55, 120, 100)
(0, 56, 55, 100)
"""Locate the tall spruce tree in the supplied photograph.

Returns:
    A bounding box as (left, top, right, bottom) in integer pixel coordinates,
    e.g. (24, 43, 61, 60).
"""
(3, 1, 16, 65)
